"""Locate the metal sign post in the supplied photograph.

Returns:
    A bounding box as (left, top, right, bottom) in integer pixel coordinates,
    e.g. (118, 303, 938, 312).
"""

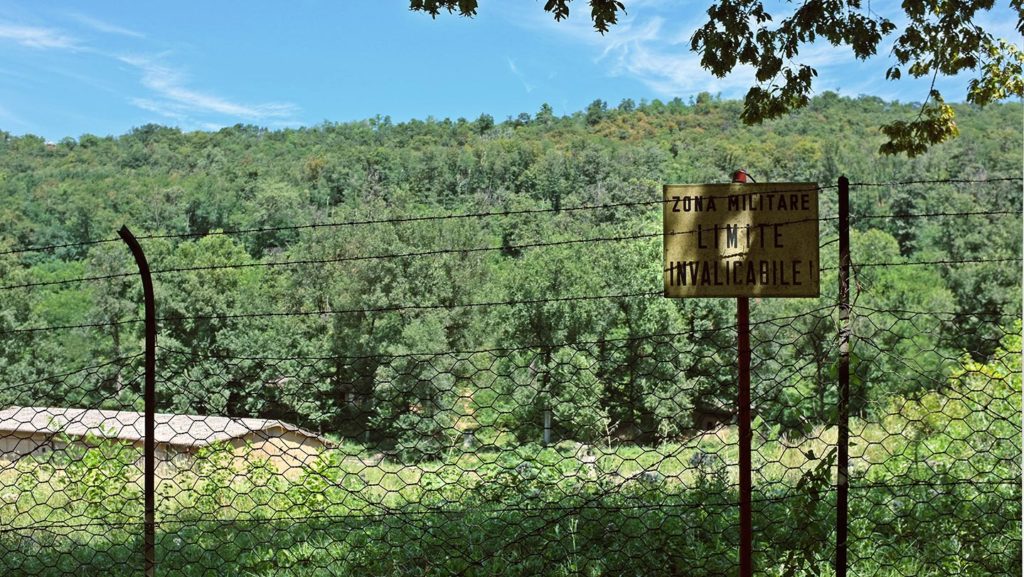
(663, 172, 820, 577)
(837, 175, 851, 577)
(737, 296, 752, 577)
(732, 170, 753, 577)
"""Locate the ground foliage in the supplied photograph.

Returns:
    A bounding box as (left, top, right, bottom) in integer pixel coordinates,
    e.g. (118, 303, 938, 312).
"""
(0, 97, 1022, 574)
(1, 331, 1018, 575)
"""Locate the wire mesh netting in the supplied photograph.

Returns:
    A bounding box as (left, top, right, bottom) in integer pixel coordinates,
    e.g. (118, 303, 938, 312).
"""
(0, 178, 1020, 576)
(847, 307, 1020, 576)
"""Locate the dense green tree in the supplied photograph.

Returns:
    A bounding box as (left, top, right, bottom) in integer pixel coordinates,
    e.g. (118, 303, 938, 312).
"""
(846, 228, 958, 415)
(0, 96, 1019, 444)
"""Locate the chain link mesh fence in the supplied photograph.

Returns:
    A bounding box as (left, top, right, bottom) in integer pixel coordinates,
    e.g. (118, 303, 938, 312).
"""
(0, 177, 1020, 576)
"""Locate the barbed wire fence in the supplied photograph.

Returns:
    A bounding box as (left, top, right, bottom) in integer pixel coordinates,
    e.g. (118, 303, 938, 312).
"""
(0, 176, 1019, 576)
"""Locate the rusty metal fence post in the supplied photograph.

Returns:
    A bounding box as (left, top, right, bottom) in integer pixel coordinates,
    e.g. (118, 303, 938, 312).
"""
(119, 225, 157, 577)
(731, 169, 753, 577)
(737, 295, 752, 577)
(836, 176, 850, 577)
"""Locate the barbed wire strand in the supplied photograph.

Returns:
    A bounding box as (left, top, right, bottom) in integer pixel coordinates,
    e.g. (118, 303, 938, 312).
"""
(2, 176, 1016, 257)
(0, 183, 833, 257)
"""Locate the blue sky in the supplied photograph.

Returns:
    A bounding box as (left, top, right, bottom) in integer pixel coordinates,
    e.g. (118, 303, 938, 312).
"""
(0, 0, 1019, 141)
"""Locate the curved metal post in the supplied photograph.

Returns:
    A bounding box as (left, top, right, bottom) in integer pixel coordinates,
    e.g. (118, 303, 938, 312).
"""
(118, 225, 156, 577)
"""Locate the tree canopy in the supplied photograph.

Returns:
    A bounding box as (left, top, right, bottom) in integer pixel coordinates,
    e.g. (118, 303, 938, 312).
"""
(0, 95, 1020, 451)
(410, 0, 1024, 157)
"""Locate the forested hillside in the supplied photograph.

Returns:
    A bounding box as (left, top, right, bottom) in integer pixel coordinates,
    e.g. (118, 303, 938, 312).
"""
(1, 93, 1020, 455)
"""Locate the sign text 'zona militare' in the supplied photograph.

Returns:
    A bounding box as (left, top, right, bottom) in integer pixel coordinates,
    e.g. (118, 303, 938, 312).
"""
(663, 183, 820, 298)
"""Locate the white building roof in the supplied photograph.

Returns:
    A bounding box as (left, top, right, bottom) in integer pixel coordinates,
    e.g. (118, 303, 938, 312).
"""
(0, 406, 329, 449)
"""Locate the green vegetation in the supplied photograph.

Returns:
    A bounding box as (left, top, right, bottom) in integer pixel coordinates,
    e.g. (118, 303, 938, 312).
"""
(1, 330, 1018, 575)
(0, 96, 1020, 574)
(0, 95, 1019, 446)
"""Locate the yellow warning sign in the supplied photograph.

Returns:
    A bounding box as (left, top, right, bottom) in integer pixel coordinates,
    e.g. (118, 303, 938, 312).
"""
(664, 182, 820, 298)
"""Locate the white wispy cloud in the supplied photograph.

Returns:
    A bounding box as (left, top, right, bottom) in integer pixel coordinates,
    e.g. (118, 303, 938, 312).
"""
(517, 8, 750, 97)
(507, 57, 533, 93)
(517, 4, 887, 100)
(592, 15, 761, 97)
(129, 97, 187, 121)
(0, 23, 78, 49)
(119, 55, 298, 121)
(598, 16, 664, 57)
(67, 13, 143, 38)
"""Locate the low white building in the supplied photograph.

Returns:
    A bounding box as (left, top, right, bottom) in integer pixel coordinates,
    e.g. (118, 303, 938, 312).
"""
(0, 406, 331, 477)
